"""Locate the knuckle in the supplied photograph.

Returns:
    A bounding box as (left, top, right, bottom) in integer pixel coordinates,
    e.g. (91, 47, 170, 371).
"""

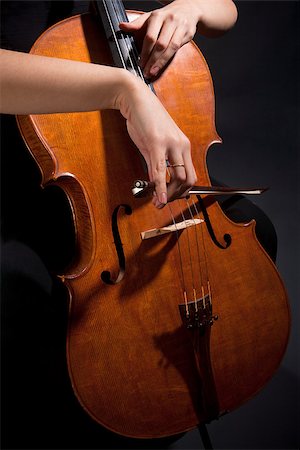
(168, 12, 176, 22)
(185, 173, 197, 190)
(156, 40, 167, 51)
(145, 33, 156, 45)
(151, 10, 160, 19)
(170, 41, 180, 52)
(186, 23, 197, 40)
(186, 179, 194, 190)
(186, 31, 195, 42)
(181, 135, 191, 150)
(188, 29, 195, 40)
(152, 158, 167, 178)
(157, 158, 167, 172)
(176, 172, 187, 184)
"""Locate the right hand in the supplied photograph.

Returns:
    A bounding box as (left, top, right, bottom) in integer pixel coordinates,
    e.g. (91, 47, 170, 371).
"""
(117, 75, 197, 208)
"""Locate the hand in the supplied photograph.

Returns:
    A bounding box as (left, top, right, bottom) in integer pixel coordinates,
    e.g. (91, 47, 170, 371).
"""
(119, 0, 201, 79)
(0, 50, 197, 209)
(117, 76, 197, 208)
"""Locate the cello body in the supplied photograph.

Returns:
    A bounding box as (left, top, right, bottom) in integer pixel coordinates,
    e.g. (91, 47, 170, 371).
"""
(17, 10, 290, 438)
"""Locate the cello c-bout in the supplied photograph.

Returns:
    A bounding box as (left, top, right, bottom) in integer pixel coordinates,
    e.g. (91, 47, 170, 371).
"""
(17, 2, 290, 438)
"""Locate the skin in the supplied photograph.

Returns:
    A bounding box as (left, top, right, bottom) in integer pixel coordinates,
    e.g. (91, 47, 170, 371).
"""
(0, 0, 237, 208)
(120, 0, 238, 79)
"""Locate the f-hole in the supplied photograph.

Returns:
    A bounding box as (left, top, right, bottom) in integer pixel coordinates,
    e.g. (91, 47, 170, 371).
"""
(197, 195, 231, 249)
(101, 204, 132, 285)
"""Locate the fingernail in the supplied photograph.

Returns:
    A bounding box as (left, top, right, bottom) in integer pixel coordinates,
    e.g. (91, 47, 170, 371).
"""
(150, 66, 159, 76)
(158, 192, 167, 205)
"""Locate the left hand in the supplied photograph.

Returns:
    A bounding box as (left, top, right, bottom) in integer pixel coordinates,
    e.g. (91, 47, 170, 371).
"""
(119, 0, 201, 79)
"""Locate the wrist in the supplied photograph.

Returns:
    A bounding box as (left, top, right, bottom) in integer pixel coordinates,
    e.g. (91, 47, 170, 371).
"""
(114, 71, 149, 118)
(176, 0, 203, 22)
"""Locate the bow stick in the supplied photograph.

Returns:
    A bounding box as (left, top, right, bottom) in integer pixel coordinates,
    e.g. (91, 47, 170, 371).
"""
(132, 180, 268, 198)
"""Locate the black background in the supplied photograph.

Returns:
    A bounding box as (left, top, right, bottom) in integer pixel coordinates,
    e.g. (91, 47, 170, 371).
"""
(1, 1, 299, 449)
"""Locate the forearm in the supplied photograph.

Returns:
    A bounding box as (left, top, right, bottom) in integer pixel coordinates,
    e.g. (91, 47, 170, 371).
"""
(0, 49, 134, 115)
(158, 0, 238, 36)
(0, 48, 196, 207)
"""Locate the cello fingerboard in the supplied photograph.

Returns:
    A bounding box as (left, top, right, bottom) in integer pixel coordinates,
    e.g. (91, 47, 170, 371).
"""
(94, 0, 150, 85)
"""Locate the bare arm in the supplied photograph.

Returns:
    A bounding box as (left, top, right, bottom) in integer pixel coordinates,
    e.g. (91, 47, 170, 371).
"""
(0, 49, 196, 206)
(120, 0, 238, 78)
(0, 49, 132, 114)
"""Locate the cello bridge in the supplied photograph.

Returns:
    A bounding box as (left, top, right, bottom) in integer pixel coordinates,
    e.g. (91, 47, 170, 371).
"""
(141, 218, 203, 240)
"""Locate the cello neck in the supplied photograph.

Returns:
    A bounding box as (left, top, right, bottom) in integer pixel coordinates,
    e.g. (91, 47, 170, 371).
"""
(94, 0, 147, 81)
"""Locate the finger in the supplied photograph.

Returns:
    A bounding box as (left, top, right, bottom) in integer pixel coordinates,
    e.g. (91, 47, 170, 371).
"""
(138, 152, 165, 209)
(166, 166, 188, 202)
(139, 15, 164, 70)
(149, 154, 168, 207)
(143, 22, 178, 78)
(146, 27, 186, 78)
(177, 151, 197, 199)
(119, 13, 150, 32)
(166, 150, 197, 202)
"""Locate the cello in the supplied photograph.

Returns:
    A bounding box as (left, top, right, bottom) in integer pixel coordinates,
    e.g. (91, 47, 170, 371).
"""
(16, 0, 290, 438)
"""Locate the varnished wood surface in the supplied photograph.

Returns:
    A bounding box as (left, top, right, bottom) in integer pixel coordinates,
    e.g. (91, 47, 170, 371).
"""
(17, 11, 290, 438)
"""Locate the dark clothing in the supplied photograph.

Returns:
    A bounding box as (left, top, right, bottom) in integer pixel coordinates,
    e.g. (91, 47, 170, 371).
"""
(1, 2, 277, 449)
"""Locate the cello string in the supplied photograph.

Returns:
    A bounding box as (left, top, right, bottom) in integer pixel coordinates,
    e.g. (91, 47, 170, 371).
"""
(112, 0, 137, 74)
(167, 203, 189, 316)
(102, 0, 141, 76)
(168, 193, 202, 316)
(167, 202, 186, 289)
(106, 2, 200, 312)
(185, 197, 205, 309)
(114, 0, 156, 91)
(179, 202, 197, 304)
(166, 163, 201, 311)
(113, 0, 145, 78)
(166, 167, 189, 309)
(100, 0, 191, 310)
(101, 0, 127, 70)
(191, 197, 211, 306)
